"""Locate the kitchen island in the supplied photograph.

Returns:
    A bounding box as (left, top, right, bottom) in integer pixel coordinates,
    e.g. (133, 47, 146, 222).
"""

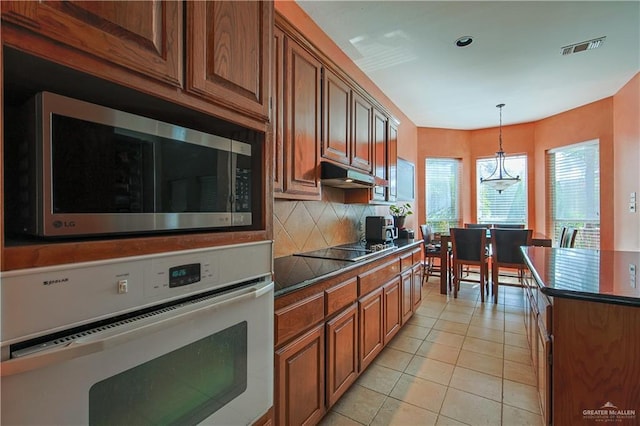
(521, 246, 640, 425)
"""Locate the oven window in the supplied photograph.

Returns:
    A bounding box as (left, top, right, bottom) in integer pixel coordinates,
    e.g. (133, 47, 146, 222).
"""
(89, 321, 247, 426)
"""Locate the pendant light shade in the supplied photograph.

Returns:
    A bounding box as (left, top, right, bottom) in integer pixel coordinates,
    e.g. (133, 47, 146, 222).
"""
(480, 103, 520, 193)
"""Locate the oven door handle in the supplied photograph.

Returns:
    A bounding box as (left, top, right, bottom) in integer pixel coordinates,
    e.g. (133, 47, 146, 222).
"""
(1, 281, 273, 377)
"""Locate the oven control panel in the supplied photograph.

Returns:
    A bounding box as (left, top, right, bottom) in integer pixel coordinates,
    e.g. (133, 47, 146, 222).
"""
(169, 263, 201, 287)
(0, 241, 272, 344)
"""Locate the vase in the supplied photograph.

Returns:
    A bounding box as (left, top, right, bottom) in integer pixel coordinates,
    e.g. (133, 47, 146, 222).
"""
(393, 216, 406, 230)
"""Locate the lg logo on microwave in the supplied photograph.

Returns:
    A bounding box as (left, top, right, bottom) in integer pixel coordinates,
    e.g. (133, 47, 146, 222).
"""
(52, 220, 76, 228)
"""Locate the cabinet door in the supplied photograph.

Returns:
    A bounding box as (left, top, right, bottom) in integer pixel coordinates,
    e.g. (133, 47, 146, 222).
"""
(187, 0, 271, 119)
(412, 264, 423, 311)
(383, 277, 402, 344)
(281, 38, 322, 200)
(272, 26, 285, 194)
(326, 303, 358, 408)
(387, 122, 398, 202)
(350, 91, 373, 173)
(1, 1, 182, 86)
(359, 287, 384, 371)
(537, 317, 551, 425)
(372, 108, 388, 201)
(322, 68, 351, 166)
(275, 324, 325, 426)
(401, 270, 413, 324)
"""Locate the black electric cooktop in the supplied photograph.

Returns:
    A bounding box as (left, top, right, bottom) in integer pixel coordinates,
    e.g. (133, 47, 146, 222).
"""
(294, 242, 396, 262)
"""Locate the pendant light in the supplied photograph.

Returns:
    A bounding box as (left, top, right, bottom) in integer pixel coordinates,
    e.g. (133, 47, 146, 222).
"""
(480, 103, 520, 193)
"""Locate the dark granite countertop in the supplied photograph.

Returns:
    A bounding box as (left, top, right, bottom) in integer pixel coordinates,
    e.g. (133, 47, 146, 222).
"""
(521, 246, 640, 307)
(274, 239, 421, 297)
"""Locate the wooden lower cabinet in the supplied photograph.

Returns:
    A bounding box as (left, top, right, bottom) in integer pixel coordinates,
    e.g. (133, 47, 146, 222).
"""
(326, 303, 358, 407)
(383, 277, 401, 343)
(275, 324, 326, 426)
(536, 316, 551, 424)
(400, 270, 413, 324)
(274, 244, 424, 426)
(412, 263, 423, 310)
(551, 297, 640, 425)
(358, 287, 384, 371)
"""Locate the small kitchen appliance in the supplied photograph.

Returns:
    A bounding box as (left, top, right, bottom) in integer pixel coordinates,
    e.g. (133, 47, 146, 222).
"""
(4, 91, 260, 238)
(0, 242, 274, 425)
(365, 215, 397, 244)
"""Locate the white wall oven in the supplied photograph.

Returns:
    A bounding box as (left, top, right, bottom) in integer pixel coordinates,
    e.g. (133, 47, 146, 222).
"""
(4, 91, 261, 238)
(0, 241, 273, 425)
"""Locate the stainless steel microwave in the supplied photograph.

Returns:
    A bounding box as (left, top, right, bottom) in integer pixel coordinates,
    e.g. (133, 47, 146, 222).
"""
(5, 92, 255, 237)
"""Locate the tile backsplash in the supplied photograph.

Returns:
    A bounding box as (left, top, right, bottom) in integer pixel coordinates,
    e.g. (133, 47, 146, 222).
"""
(273, 187, 388, 258)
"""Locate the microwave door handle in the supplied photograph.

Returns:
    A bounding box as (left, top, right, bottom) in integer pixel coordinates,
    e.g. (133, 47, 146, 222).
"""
(1, 281, 273, 377)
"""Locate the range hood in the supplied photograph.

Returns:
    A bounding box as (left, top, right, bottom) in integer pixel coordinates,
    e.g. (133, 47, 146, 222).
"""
(321, 162, 376, 189)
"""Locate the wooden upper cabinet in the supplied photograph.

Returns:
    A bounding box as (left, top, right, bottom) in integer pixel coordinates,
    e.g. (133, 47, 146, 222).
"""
(350, 90, 373, 173)
(280, 37, 322, 200)
(372, 107, 388, 201)
(387, 121, 399, 202)
(187, 0, 271, 121)
(272, 26, 285, 194)
(322, 68, 351, 166)
(1, 0, 182, 86)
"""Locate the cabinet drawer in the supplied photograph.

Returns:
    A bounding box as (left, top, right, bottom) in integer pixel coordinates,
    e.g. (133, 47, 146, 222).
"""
(358, 258, 400, 296)
(411, 248, 423, 265)
(325, 277, 358, 317)
(399, 252, 413, 271)
(275, 293, 325, 347)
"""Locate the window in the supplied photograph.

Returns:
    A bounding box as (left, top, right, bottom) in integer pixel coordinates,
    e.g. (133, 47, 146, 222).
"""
(476, 155, 527, 226)
(547, 140, 600, 249)
(425, 158, 461, 233)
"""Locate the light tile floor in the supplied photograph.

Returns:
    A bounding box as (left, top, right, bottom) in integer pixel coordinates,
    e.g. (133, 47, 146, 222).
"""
(319, 275, 542, 426)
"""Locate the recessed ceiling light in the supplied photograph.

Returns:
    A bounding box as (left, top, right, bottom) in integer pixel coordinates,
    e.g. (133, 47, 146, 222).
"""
(455, 36, 473, 47)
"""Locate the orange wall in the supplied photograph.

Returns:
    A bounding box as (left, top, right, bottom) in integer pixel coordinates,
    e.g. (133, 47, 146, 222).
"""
(534, 98, 614, 249)
(613, 73, 640, 251)
(418, 75, 640, 251)
(416, 128, 472, 225)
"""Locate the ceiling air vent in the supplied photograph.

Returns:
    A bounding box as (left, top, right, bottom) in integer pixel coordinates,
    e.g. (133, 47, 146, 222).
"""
(561, 36, 606, 55)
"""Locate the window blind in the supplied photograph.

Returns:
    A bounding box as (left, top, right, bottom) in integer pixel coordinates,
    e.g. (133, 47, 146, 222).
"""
(476, 155, 527, 226)
(425, 158, 461, 233)
(547, 140, 600, 249)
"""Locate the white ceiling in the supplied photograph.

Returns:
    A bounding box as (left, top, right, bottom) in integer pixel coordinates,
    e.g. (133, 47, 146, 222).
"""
(296, 1, 640, 130)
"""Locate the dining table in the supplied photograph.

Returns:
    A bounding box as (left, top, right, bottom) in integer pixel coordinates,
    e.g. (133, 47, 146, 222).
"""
(436, 231, 551, 295)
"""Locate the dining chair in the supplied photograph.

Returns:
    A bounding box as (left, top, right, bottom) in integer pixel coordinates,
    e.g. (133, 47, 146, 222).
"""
(492, 224, 525, 229)
(559, 227, 578, 248)
(464, 223, 491, 229)
(419, 225, 443, 284)
(449, 228, 490, 301)
(490, 228, 533, 303)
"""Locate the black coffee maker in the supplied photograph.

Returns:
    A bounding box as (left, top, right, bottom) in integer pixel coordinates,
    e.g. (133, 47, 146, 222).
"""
(365, 216, 397, 244)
